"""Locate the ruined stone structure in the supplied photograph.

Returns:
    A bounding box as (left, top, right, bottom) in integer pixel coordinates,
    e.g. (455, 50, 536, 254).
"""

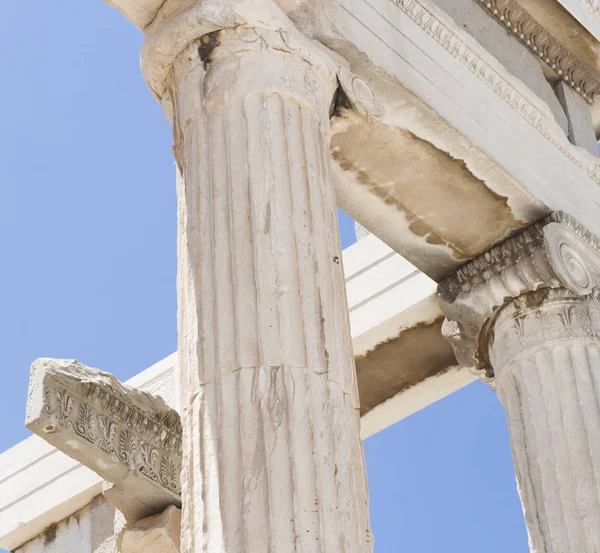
(2, 0, 600, 550)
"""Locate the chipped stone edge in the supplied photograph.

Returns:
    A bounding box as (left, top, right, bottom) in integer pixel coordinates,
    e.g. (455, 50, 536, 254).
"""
(26, 359, 183, 516)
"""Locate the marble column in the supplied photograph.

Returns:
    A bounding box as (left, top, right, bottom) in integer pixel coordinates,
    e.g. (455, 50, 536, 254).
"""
(438, 211, 600, 553)
(168, 21, 371, 553)
(490, 287, 600, 553)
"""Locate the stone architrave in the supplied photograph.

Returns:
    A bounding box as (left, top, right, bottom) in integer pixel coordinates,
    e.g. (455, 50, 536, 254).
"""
(26, 358, 183, 523)
(438, 211, 600, 552)
(110, 1, 376, 551)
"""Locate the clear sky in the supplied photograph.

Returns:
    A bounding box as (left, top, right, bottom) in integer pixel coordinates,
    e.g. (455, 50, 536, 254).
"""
(0, 2, 529, 551)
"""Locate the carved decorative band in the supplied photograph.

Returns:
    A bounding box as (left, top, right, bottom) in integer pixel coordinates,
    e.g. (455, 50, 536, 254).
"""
(392, 0, 547, 126)
(47, 369, 183, 454)
(82, 382, 181, 454)
(440, 211, 600, 297)
(42, 380, 182, 496)
(389, 0, 600, 187)
(489, 289, 600, 374)
(26, 360, 183, 500)
(474, 0, 600, 103)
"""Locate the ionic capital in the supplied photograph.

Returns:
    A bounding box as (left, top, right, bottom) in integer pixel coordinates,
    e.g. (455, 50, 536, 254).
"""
(138, 0, 382, 122)
(487, 287, 600, 380)
(437, 211, 600, 381)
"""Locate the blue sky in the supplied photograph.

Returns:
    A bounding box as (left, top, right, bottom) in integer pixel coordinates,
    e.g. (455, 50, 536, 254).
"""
(0, 2, 529, 551)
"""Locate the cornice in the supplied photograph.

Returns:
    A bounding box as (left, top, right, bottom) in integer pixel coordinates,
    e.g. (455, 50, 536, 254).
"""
(393, 0, 600, 104)
(391, 0, 600, 188)
(474, 0, 600, 104)
(437, 211, 600, 381)
(26, 359, 183, 521)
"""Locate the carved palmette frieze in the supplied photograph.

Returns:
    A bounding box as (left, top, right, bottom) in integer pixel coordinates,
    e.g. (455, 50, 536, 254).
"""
(438, 211, 600, 381)
(489, 288, 600, 373)
(42, 383, 181, 495)
(390, 0, 600, 188)
(27, 359, 182, 498)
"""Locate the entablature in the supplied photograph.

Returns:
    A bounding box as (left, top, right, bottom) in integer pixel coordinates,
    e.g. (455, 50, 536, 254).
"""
(98, 0, 600, 286)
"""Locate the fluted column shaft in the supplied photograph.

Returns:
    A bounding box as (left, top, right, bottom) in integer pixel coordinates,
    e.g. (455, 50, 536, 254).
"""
(489, 288, 600, 553)
(169, 26, 371, 553)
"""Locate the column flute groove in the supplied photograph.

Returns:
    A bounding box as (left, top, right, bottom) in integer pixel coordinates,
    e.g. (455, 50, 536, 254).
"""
(439, 212, 600, 552)
(170, 24, 371, 553)
(491, 292, 600, 552)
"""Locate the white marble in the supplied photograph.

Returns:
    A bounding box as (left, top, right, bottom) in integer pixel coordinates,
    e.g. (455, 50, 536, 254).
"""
(121, 506, 181, 553)
(170, 19, 372, 552)
(1, 234, 459, 550)
(555, 80, 599, 157)
(0, 355, 178, 551)
(14, 497, 124, 553)
(25, 359, 182, 523)
(491, 289, 600, 553)
(439, 212, 600, 552)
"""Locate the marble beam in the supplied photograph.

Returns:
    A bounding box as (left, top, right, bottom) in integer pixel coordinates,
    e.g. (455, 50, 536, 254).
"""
(438, 211, 600, 552)
(26, 358, 182, 523)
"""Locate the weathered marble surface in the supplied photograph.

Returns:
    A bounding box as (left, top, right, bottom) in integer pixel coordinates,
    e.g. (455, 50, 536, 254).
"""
(491, 288, 600, 553)
(14, 497, 124, 553)
(439, 211, 600, 381)
(439, 211, 600, 552)
(26, 358, 182, 522)
(3, 235, 472, 551)
(170, 17, 372, 552)
(121, 506, 181, 553)
(555, 79, 599, 156)
(102, 0, 600, 284)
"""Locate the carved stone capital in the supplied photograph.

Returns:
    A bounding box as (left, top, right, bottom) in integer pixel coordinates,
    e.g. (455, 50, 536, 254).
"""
(140, 0, 382, 122)
(26, 359, 183, 522)
(488, 287, 600, 378)
(437, 211, 600, 381)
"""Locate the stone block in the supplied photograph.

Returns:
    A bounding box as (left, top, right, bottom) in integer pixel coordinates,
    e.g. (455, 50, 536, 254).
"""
(555, 80, 598, 156)
(120, 506, 181, 553)
(26, 359, 182, 523)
